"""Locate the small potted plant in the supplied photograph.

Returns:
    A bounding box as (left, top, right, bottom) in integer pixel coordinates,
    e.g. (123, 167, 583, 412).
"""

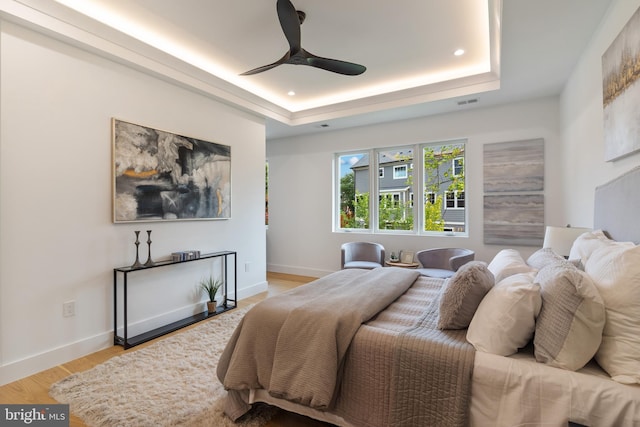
(200, 276, 223, 314)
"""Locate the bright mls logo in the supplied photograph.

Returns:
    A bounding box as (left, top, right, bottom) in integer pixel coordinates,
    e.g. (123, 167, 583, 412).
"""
(1, 405, 68, 426)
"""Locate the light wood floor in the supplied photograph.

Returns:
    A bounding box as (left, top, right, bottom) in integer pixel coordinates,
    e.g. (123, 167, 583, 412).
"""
(0, 272, 332, 427)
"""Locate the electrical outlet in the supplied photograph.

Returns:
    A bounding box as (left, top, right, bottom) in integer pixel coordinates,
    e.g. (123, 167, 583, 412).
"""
(63, 300, 75, 317)
(245, 262, 251, 272)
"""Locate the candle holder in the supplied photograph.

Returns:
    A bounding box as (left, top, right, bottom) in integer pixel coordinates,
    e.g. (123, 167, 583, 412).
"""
(131, 231, 143, 269)
(144, 230, 154, 267)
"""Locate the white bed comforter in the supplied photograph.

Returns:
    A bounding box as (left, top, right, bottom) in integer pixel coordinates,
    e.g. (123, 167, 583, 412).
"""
(471, 347, 640, 426)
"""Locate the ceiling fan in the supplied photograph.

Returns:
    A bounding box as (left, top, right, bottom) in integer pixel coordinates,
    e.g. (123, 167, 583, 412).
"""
(240, 0, 366, 76)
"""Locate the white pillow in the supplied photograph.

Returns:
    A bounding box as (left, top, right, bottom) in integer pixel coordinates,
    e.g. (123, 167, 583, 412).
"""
(466, 272, 540, 356)
(568, 229, 611, 266)
(487, 249, 535, 283)
(586, 242, 640, 384)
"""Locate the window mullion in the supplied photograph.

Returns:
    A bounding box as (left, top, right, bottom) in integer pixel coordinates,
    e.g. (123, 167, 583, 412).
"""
(414, 143, 422, 233)
(371, 148, 380, 232)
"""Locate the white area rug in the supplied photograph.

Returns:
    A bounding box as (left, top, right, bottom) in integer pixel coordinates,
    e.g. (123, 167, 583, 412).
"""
(50, 305, 277, 426)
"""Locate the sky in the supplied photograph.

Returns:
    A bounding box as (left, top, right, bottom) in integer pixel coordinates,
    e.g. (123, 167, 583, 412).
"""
(339, 154, 363, 177)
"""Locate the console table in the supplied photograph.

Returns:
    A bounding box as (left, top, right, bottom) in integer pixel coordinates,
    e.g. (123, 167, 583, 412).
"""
(113, 250, 237, 349)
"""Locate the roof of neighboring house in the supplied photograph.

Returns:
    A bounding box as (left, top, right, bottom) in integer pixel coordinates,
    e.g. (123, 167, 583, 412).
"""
(351, 151, 414, 169)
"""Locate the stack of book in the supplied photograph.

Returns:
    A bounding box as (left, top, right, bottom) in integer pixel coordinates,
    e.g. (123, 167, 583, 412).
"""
(171, 250, 201, 262)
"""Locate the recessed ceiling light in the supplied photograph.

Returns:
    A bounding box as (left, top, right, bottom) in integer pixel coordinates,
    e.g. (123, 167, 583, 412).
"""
(454, 49, 465, 56)
(287, 90, 296, 96)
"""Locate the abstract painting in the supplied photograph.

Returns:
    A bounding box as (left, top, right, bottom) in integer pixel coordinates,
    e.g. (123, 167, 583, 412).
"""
(113, 119, 231, 222)
(483, 194, 544, 246)
(483, 138, 544, 192)
(602, 5, 640, 161)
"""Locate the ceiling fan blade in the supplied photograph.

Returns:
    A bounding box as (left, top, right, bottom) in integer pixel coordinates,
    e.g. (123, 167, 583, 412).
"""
(277, 0, 301, 53)
(241, 1, 366, 77)
(304, 50, 367, 76)
(240, 51, 290, 75)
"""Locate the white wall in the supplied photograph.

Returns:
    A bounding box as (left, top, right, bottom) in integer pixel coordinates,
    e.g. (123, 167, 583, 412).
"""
(561, 0, 640, 226)
(267, 97, 563, 277)
(0, 21, 267, 385)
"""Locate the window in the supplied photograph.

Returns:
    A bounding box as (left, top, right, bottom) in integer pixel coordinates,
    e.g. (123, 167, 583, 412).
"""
(337, 152, 369, 229)
(425, 192, 436, 204)
(446, 191, 464, 208)
(335, 140, 465, 235)
(379, 148, 413, 231)
(453, 157, 464, 176)
(423, 142, 465, 232)
(393, 165, 408, 179)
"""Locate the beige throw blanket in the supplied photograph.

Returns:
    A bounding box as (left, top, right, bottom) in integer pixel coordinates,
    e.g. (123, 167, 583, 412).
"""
(217, 267, 419, 418)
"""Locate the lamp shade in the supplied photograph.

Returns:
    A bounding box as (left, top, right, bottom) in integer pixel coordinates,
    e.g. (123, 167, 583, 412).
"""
(543, 226, 591, 258)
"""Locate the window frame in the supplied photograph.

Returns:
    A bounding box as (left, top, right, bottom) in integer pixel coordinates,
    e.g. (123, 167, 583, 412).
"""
(453, 157, 464, 177)
(445, 190, 465, 209)
(393, 164, 408, 179)
(334, 140, 467, 236)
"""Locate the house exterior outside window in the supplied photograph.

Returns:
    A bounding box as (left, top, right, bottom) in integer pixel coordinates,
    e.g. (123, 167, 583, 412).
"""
(335, 140, 465, 234)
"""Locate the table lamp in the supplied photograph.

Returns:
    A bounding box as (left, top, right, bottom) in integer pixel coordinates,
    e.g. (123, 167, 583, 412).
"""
(543, 225, 591, 258)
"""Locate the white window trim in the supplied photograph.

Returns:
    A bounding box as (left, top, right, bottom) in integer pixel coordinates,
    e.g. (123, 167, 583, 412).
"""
(334, 141, 467, 236)
(393, 165, 408, 179)
(445, 190, 465, 209)
(453, 157, 464, 177)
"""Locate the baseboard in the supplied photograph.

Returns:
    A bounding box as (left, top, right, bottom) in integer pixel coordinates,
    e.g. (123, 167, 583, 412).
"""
(237, 280, 268, 299)
(0, 331, 112, 386)
(0, 280, 269, 386)
(267, 263, 333, 278)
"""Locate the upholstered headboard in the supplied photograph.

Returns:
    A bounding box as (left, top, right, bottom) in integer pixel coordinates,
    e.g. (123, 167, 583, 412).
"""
(594, 166, 640, 244)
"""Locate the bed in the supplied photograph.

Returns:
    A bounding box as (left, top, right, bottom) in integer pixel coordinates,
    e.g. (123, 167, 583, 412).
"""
(217, 166, 640, 427)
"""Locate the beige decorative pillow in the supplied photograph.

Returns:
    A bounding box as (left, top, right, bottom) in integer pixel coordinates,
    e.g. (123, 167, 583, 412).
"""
(526, 248, 567, 270)
(467, 272, 541, 356)
(488, 249, 535, 283)
(586, 243, 640, 384)
(438, 261, 494, 330)
(534, 263, 605, 371)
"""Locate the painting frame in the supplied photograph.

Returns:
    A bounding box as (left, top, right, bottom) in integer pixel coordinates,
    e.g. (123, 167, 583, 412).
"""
(112, 118, 231, 223)
(400, 250, 415, 264)
(483, 194, 544, 246)
(602, 5, 640, 162)
(483, 138, 544, 192)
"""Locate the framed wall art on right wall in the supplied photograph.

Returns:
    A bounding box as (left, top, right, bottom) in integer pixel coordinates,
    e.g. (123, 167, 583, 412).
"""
(602, 5, 640, 162)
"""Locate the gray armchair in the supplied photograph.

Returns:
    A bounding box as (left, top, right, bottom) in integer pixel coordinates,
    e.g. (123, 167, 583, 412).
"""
(341, 242, 385, 269)
(416, 248, 475, 278)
